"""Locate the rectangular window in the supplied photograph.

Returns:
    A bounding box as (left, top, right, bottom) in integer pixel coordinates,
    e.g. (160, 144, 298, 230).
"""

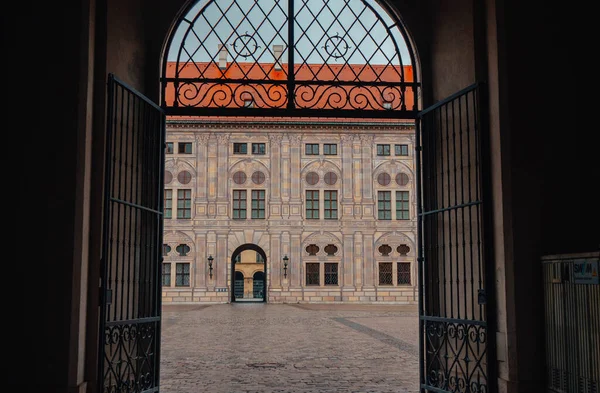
(378, 191, 392, 220)
(306, 263, 320, 285)
(166, 142, 174, 154)
(251, 190, 265, 219)
(324, 190, 338, 219)
(325, 263, 338, 285)
(323, 143, 337, 155)
(379, 262, 393, 285)
(395, 144, 409, 156)
(377, 144, 390, 156)
(397, 262, 411, 285)
(396, 191, 410, 220)
(164, 189, 172, 219)
(305, 143, 319, 155)
(232, 190, 247, 219)
(175, 263, 190, 287)
(233, 143, 247, 154)
(252, 143, 266, 155)
(178, 142, 192, 154)
(162, 263, 171, 286)
(305, 190, 319, 219)
(177, 189, 192, 219)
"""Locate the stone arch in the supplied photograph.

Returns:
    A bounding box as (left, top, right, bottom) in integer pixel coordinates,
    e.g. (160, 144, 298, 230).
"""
(228, 231, 270, 256)
(375, 231, 415, 257)
(302, 231, 342, 257)
(229, 159, 271, 188)
(373, 160, 414, 180)
(301, 159, 342, 187)
(163, 230, 196, 257)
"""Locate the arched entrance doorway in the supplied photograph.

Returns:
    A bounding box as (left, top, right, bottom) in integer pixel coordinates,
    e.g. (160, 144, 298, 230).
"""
(97, 1, 496, 393)
(231, 243, 267, 302)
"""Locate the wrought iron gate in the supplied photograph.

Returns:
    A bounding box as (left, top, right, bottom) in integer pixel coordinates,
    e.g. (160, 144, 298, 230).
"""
(99, 74, 166, 393)
(416, 82, 496, 393)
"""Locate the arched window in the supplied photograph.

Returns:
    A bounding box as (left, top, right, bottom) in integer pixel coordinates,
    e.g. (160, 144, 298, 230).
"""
(163, 0, 420, 117)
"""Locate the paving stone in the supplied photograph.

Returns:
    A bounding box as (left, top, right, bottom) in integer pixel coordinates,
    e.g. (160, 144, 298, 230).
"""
(161, 303, 419, 393)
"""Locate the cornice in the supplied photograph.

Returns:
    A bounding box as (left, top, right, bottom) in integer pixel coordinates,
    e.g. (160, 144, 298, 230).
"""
(167, 120, 414, 132)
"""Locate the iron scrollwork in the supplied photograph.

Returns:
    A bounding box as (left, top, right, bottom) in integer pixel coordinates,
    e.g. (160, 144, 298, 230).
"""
(424, 320, 488, 393)
(162, 0, 420, 117)
(103, 321, 159, 393)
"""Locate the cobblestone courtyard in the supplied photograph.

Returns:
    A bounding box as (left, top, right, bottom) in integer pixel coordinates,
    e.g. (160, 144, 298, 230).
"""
(160, 303, 419, 393)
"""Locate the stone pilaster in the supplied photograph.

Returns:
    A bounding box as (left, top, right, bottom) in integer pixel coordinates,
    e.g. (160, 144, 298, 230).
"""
(195, 133, 210, 217)
(341, 134, 354, 205)
(207, 134, 218, 218)
(216, 232, 228, 288)
(363, 232, 375, 288)
(352, 135, 362, 204)
(216, 133, 230, 219)
(195, 233, 207, 289)
(288, 133, 302, 217)
(206, 231, 216, 290)
(354, 231, 363, 290)
(270, 233, 281, 289)
(281, 231, 290, 290)
(342, 234, 354, 289)
(290, 233, 302, 289)
(360, 134, 375, 219)
(269, 133, 283, 218)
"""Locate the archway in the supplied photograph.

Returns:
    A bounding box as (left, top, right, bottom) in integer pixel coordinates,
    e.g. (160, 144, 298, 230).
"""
(231, 243, 267, 302)
(97, 1, 495, 392)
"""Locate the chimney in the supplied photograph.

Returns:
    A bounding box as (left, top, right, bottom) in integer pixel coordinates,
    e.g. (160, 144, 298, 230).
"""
(273, 44, 283, 70)
(218, 44, 228, 69)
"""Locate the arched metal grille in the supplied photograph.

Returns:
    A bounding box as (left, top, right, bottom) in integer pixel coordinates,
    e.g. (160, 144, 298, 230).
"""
(162, 0, 420, 118)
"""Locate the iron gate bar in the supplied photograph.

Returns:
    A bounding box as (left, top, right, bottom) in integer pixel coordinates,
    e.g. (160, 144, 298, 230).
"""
(416, 82, 496, 393)
(99, 74, 166, 393)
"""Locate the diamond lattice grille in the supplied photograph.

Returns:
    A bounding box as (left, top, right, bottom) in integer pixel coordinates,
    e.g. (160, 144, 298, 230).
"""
(162, 0, 419, 117)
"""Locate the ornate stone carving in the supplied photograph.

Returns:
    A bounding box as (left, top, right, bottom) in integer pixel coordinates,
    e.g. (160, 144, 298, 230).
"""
(341, 134, 354, 146)
(195, 133, 210, 145)
(359, 134, 374, 144)
(288, 134, 302, 146)
(269, 134, 283, 144)
(216, 133, 230, 143)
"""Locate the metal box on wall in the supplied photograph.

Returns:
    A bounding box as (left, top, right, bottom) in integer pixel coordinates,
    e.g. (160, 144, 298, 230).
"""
(542, 252, 599, 393)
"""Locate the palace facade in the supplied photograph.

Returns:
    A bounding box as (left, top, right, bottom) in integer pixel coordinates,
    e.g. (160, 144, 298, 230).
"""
(162, 117, 417, 303)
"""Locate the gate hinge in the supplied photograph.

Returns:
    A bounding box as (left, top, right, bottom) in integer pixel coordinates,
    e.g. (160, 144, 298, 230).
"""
(478, 289, 487, 305)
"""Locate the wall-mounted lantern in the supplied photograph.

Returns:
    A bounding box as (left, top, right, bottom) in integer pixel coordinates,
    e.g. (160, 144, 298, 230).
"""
(208, 255, 214, 279)
(283, 255, 289, 278)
